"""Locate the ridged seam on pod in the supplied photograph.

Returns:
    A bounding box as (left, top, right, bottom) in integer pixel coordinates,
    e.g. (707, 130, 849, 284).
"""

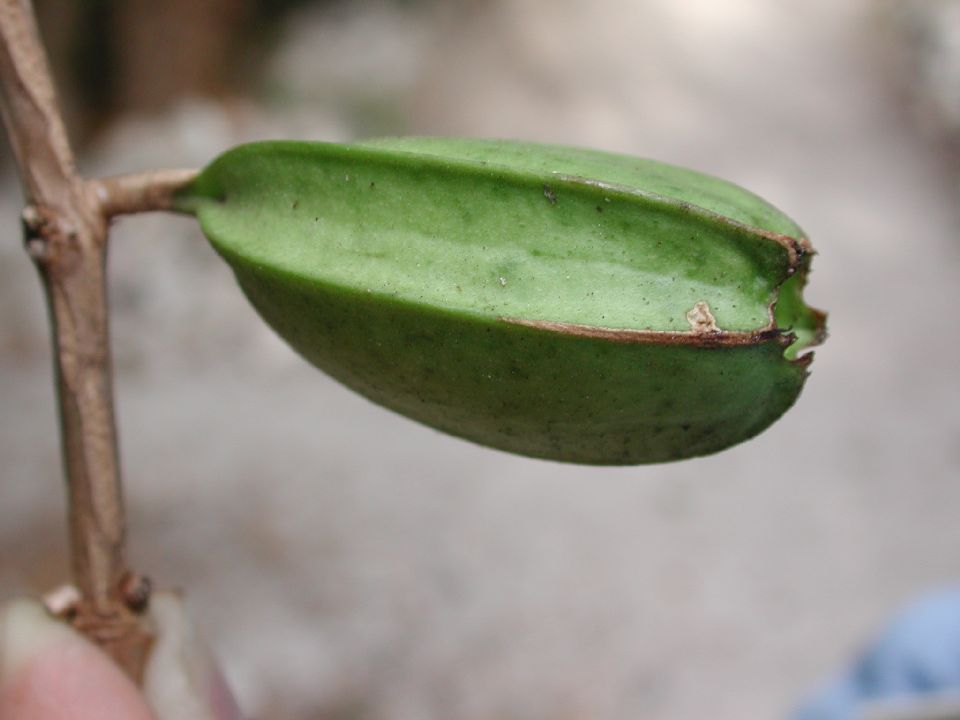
(175, 138, 826, 464)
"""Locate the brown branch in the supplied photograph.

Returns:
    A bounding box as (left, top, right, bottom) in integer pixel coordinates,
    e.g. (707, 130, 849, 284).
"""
(0, 0, 74, 202)
(0, 0, 195, 682)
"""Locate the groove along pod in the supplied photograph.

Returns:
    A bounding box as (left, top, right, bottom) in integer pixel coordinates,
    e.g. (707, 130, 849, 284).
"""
(175, 138, 826, 464)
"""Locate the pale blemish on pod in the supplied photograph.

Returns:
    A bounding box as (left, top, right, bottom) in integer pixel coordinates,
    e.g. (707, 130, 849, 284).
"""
(686, 301, 719, 334)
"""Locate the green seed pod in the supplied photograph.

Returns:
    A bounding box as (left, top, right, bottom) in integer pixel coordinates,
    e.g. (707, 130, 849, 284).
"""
(175, 138, 825, 465)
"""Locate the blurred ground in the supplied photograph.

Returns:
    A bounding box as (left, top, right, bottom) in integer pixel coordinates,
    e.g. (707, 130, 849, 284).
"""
(2, 1, 960, 718)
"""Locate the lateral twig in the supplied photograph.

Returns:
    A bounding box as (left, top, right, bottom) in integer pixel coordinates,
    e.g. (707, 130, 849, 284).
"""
(95, 169, 198, 217)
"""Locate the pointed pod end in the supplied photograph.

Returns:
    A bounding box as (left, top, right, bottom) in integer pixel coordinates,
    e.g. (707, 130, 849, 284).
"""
(773, 249, 827, 363)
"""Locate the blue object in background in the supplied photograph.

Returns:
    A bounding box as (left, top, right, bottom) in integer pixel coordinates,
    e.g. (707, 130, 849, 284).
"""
(793, 587, 960, 719)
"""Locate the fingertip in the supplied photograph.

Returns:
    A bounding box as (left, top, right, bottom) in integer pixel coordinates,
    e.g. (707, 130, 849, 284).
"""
(0, 596, 243, 720)
(0, 599, 154, 720)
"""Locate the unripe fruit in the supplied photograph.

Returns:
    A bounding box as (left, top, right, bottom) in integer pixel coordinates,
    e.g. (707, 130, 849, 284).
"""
(176, 138, 825, 464)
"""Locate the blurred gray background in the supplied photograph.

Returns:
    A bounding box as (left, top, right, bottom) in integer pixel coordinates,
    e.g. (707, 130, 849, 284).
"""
(2, 0, 960, 718)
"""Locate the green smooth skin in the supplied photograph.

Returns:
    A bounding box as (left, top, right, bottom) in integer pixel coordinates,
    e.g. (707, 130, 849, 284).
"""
(176, 139, 825, 464)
